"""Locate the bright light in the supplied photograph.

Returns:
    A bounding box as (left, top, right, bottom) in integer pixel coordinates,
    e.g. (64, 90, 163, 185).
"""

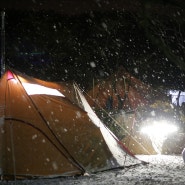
(22, 83, 65, 97)
(10, 78, 18, 84)
(141, 120, 178, 154)
(141, 120, 178, 137)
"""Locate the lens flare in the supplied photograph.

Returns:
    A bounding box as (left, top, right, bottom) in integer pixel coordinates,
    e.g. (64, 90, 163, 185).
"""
(141, 120, 178, 154)
(141, 120, 178, 137)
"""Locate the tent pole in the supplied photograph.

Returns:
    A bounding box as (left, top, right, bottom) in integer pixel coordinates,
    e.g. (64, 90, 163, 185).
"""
(93, 78, 94, 99)
(1, 10, 5, 77)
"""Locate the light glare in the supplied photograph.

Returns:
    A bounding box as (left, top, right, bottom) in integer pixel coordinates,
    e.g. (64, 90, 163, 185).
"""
(141, 121, 178, 137)
(141, 120, 178, 154)
(22, 83, 65, 97)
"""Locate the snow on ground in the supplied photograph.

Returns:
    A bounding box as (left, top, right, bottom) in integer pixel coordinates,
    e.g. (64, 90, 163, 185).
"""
(1, 155, 185, 185)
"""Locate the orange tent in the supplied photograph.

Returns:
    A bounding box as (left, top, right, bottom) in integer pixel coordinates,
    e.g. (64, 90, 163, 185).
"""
(0, 70, 140, 180)
(86, 67, 155, 111)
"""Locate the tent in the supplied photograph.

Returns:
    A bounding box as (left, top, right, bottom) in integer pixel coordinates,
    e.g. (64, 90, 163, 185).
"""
(85, 67, 163, 155)
(86, 66, 157, 112)
(0, 70, 141, 180)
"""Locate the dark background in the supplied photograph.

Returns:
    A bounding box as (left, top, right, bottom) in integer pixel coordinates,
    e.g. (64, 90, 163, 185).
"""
(0, 0, 185, 90)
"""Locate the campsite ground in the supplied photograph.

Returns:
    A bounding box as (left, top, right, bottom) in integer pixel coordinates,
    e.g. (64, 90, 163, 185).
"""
(1, 155, 185, 185)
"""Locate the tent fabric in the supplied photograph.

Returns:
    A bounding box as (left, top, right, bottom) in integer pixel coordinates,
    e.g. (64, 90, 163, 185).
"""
(86, 66, 156, 111)
(72, 84, 137, 163)
(85, 67, 162, 155)
(0, 70, 141, 180)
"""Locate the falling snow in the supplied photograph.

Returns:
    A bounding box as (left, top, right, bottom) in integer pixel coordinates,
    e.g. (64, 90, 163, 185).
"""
(0, 1, 185, 184)
(90, 62, 96, 68)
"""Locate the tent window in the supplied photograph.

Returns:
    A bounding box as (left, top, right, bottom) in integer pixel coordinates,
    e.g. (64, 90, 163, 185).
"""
(22, 83, 65, 97)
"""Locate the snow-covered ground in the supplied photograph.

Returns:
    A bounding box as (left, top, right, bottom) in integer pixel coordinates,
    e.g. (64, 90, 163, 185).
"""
(1, 155, 185, 185)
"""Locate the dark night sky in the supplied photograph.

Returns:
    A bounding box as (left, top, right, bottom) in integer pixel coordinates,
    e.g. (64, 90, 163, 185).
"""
(0, 0, 185, 90)
(0, 0, 163, 14)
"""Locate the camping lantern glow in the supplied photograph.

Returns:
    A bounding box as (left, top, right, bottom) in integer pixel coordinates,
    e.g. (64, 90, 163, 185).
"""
(141, 120, 178, 154)
(141, 120, 178, 137)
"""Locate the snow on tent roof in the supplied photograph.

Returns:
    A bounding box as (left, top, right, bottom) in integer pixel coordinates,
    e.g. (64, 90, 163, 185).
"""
(0, 70, 142, 180)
